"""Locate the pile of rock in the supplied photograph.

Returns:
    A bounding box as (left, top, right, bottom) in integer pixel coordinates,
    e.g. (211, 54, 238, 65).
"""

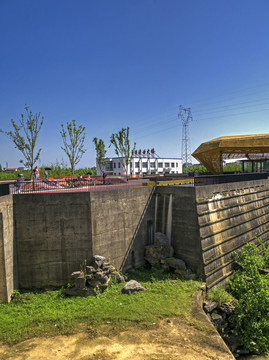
(203, 299, 257, 357)
(65, 255, 126, 297)
(144, 232, 174, 265)
(144, 232, 197, 280)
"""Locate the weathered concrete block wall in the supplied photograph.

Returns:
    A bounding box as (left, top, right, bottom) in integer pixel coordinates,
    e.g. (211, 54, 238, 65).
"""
(14, 193, 93, 288)
(0, 195, 16, 302)
(155, 187, 203, 274)
(13, 187, 154, 289)
(90, 187, 155, 271)
(196, 179, 269, 288)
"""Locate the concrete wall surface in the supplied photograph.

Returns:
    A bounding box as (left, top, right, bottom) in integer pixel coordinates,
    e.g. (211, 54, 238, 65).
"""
(196, 179, 269, 288)
(0, 195, 16, 302)
(155, 186, 203, 274)
(14, 192, 93, 288)
(90, 187, 155, 270)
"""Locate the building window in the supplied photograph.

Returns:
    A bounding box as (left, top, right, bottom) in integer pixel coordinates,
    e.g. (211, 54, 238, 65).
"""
(171, 162, 175, 167)
(135, 162, 139, 168)
(118, 163, 121, 168)
(165, 162, 170, 168)
(176, 163, 178, 167)
(158, 162, 163, 168)
(130, 162, 132, 168)
(142, 162, 147, 168)
(113, 162, 116, 168)
(150, 162, 155, 168)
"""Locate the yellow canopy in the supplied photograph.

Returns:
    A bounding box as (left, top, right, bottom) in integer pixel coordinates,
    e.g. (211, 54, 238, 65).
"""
(192, 133, 269, 174)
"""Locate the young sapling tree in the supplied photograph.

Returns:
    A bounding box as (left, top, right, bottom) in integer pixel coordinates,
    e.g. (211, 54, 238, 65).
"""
(60, 120, 86, 179)
(110, 127, 136, 176)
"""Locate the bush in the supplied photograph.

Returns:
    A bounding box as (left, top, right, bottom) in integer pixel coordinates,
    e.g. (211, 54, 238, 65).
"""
(227, 242, 269, 354)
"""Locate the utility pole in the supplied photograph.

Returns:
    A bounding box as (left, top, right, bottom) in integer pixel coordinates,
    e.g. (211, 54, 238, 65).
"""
(178, 105, 193, 169)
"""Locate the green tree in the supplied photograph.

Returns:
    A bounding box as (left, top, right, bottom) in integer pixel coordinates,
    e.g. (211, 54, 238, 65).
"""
(60, 120, 86, 178)
(93, 137, 107, 175)
(110, 127, 136, 176)
(0, 105, 44, 172)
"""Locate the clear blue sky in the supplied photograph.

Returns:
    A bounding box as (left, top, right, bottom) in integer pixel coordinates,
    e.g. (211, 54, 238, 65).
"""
(1, 0, 269, 168)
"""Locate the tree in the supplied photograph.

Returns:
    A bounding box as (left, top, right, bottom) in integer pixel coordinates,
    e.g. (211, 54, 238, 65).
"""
(93, 137, 107, 175)
(0, 105, 43, 172)
(110, 127, 136, 176)
(60, 120, 86, 177)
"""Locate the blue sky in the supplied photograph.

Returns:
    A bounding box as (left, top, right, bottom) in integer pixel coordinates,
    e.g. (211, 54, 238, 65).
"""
(1, 0, 269, 168)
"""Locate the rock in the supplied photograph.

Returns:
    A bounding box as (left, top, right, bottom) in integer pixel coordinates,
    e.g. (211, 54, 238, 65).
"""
(165, 258, 186, 271)
(71, 271, 81, 278)
(65, 287, 96, 297)
(87, 279, 102, 288)
(122, 280, 146, 294)
(86, 266, 96, 274)
(91, 255, 106, 268)
(203, 300, 218, 313)
(219, 302, 235, 315)
(211, 313, 224, 330)
(95, 271, 108, 281)
(75, 276, 86, 289)
(113, 271, 126, 283)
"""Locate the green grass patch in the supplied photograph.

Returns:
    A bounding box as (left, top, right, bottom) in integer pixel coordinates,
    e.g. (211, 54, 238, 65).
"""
(0, 269, 202, 345)
(206, 287, 234, 305)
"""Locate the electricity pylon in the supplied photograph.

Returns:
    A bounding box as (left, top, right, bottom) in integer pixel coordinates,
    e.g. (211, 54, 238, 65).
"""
(178, 105, 193, 167)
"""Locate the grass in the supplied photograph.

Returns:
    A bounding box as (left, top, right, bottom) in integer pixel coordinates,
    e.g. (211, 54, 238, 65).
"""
(0, 269, 202, 345)
(206, 287, 234, 305)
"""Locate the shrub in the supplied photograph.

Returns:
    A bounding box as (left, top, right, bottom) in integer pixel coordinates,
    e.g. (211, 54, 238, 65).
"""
(227, 242, 269, 354)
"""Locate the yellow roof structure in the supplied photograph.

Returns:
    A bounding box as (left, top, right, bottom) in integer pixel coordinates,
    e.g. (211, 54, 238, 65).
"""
(192, 133, 269, 174)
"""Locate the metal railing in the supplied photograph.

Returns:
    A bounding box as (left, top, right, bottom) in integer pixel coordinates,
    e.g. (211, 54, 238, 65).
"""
(8, 176, 144, 194)
(194, 172, 269, 186)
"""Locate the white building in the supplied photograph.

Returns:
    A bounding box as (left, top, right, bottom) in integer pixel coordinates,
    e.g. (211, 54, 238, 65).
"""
(96, 157, 182, 176)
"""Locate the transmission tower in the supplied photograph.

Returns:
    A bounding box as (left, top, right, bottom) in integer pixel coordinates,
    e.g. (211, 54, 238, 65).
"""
(178, 105, 193, 166)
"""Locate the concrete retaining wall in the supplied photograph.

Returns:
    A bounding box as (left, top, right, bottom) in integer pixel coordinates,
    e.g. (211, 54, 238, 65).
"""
(196, 179, 269, 288)
(14, 192, 93, 288)
(13, 187, 154, 289)
(0, 179, 268, 302)
(0, 195, 16, 302)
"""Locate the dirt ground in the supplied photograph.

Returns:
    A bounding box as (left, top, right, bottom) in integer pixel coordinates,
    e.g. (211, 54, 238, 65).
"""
(0, 293, 234, 360)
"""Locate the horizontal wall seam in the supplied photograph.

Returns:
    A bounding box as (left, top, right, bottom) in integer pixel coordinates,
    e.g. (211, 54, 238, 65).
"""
(196, 193, 269, 216)
(198, 202, 269, 229)
(199, 212, 269, 240)
(201, 227, 269, 252)
(196, 186, 269, 204)
(206, 271, 233, 289)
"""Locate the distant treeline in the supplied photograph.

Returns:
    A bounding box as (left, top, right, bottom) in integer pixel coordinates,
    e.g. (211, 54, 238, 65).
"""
(0, 164, 96, 180)
(185, 163, 242, 174)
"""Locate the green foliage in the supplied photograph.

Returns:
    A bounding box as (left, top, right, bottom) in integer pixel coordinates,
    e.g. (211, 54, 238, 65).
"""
(0, 166, 95, 180)
(206, 288, 233, 305)
(183, 164, 208, 174)
(60, 120, 86, 176)
(223, 163, 241, 173)
(110, 127, 136, 175)
(0, 105, 44, 172)
(227, 241, 269, 354)
(93, 137, 107, 174)
(0, 270, 201, 345)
